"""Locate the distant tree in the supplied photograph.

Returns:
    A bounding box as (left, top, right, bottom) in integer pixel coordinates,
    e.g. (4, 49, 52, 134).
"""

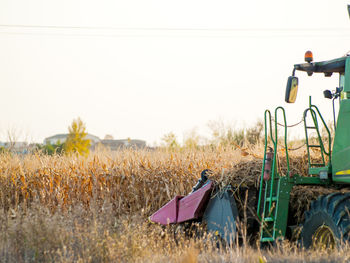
(207, 120, 244, 147)
(161, 132, 179, 149)
(0, 146, 7, 154)
(39, 141, 64, 155)
(183, 128, 201, 149)
(208, 119, 262, 147)
(6, 126, 21, 151)
(64, 118, 91, 156)
(246, 120, 263, 145)
(207, 120, 226, 146)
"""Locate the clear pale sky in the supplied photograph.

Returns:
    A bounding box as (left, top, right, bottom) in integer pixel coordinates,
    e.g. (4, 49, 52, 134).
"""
(0, 0, 349, 145)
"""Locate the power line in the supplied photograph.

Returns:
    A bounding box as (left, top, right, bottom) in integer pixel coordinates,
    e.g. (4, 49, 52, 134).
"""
(1, 31, 350, 39)
(0, 24, 349, 38)
(0, 24, 349, 32)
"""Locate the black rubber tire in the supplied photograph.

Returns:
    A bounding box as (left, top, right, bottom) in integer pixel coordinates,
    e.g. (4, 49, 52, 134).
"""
(300, 192, 350, 248)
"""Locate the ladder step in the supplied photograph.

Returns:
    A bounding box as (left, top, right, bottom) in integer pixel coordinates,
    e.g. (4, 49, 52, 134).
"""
(266, 196, 277, 202)
(310, 163, 325, 167)
(306, 126, 317, 129)
(261, 237, 275, 242)
(308, 145, 321, 148)
(263, 217, 274, 222)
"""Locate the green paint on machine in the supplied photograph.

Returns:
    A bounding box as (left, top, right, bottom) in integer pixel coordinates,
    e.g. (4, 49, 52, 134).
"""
(258, 53, 350, 244)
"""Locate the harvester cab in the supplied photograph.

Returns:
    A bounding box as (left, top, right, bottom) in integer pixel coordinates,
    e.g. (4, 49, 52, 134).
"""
(285, 51, 350, 182)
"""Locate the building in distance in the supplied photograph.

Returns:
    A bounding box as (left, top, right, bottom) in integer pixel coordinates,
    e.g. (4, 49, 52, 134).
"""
(100, 139, 146, 150)
(44, 133, 101, 145)
(43, 134, 146, 150)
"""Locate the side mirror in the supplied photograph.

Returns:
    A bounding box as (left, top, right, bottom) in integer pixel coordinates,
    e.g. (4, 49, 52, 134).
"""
(285, 76, 299, 103)
(323, 90, 333, 99)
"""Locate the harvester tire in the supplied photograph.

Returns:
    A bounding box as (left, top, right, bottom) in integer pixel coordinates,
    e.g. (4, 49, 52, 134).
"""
(300, 193, 350, 248)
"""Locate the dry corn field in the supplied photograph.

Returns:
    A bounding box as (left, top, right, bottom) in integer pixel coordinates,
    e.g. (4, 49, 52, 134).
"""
(1, 146, 350, 262)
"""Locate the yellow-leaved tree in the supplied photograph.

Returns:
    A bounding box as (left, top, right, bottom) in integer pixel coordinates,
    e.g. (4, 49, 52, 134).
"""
(64, 117, 91, 156)
(161, 132, 179, 149)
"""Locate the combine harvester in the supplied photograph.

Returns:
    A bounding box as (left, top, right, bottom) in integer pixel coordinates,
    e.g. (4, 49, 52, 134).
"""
(150, 6, 350, 248)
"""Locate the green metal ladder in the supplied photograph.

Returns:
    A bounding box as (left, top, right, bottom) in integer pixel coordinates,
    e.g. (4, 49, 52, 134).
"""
(303, 98, 331, 174)
(257, 101, 333, 244)
(258, 107, 292, 243)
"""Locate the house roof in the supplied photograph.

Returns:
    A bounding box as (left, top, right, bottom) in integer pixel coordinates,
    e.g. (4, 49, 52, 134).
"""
(45, 134, 67, 140)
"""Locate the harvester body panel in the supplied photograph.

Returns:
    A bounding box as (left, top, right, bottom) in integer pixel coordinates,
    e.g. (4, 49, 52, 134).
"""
(177, 181, 213, 223)
(149, 195, 183, 225)
(202, 186, 239, 244)
(332, 58, 350, 183)
(149, 181, 213, 225)
(150, 179, 240, 245)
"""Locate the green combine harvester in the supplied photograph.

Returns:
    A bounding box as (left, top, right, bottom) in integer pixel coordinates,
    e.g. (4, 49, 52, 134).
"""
(259, 50, 350, 248)
(151, 50, 350, 248)
(151, 5, 350, 248)
(255, 6, 350, 247)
